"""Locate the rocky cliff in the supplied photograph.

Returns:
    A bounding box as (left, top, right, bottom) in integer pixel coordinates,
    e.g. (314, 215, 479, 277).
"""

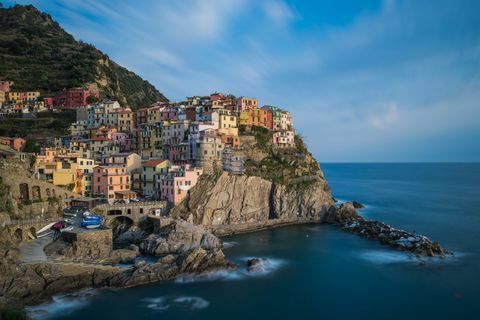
(172, 131, 335, 235)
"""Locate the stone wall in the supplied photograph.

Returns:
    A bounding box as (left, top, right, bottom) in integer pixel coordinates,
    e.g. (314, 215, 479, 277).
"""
(0, 161, 78, 221)
(62, 229, 113, 261)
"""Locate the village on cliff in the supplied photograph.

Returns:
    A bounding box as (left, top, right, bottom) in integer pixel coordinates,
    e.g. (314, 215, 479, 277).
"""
(0, 80, 295, 208)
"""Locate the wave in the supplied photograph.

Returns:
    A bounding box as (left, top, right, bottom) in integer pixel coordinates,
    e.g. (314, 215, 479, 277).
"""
(143, 296, 209, 311)
(354, 249, 464, 265)
(175, 257, 286, 284)
(222, 241, 239, 249)
(26, 289, 97, 320)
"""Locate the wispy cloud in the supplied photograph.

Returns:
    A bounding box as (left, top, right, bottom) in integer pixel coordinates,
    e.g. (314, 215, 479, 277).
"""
(3, 0, 480, 161)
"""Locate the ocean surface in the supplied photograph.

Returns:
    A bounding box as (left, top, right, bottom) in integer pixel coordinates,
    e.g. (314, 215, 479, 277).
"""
(28, 163, 480, 320)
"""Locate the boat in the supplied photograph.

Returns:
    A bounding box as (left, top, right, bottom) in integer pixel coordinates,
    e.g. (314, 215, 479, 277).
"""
(36, 222, 55, 236)
(81, 217, 103, 229)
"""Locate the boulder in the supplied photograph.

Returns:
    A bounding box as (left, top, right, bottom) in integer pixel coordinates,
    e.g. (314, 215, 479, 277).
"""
(352, 201, 365, 209)
(109, 249, 139, 264)
(140, 220, 222, 256)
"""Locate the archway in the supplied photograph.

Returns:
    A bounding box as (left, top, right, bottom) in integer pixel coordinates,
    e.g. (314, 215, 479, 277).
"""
(19, 183, 29, 201)
(28, 227, 37, 239)
(111, 216, 134, 237)
(46, 188, 51, 197)
(32, 186, 41, 201)
(14, 228, 23, 242)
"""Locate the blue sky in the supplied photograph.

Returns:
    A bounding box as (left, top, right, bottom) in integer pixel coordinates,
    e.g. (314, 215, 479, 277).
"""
(4, 0, 480, 162)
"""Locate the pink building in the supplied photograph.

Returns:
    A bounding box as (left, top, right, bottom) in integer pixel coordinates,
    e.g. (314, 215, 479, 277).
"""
(0, 137, 26, 152)
(159, 165, 203, 205)
(160, 107, 179, 121)
(92, 165, 131, 202)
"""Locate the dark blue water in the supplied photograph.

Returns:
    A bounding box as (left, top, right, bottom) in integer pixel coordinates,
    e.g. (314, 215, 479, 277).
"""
(29, 163, 480, 320)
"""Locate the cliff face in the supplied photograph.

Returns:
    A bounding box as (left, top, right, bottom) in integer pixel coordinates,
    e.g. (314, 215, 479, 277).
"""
(172, 128, 335, 234)
(172, 172, 334, 234)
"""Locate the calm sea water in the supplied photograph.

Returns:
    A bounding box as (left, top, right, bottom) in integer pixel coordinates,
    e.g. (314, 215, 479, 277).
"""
(29, 163, 480, 320)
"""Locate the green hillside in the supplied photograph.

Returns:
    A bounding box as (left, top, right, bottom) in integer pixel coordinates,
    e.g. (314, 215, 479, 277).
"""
(0, 4, 168, 109)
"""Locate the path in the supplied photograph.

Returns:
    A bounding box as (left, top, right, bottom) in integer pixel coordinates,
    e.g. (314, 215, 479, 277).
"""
(19, 233, 55, 263)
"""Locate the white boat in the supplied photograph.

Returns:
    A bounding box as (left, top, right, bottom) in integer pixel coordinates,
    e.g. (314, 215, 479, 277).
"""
(36, 222, 55, 237)
(61, 226, 74, 232)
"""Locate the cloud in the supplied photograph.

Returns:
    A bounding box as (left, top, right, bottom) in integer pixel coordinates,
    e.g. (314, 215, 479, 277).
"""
(4, 0, 480, 161)
(262, 0, 297, 24)
(369, 103, 399, 129)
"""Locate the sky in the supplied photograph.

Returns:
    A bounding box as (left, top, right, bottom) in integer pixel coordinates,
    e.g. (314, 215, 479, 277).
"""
(4, 0, 480, 162)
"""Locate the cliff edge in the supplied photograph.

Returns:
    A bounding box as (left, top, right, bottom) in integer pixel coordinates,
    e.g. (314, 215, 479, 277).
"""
(172, 128, 335, 235)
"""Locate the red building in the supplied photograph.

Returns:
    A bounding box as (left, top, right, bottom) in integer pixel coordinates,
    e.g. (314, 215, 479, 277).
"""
(136, 108, 149, 126)
(54, 87, 99, 109)
(186, 106, 197, 121)
(43, 97, 54, 109)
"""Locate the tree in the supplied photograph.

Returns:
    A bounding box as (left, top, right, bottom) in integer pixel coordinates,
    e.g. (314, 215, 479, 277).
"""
(86, 95, 99, 104)
(23, 139, 40, 153)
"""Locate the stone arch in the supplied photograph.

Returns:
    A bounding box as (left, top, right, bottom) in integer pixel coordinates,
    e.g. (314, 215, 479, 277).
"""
(111, 216, 133, 228)
(29, 227, 37, 239)
(14, 228, 23, 242)
(32, 186, 41, 201)
(46, 188, 51, 197)
(19, 183, 29, 201)
(107, 209, 122, 216)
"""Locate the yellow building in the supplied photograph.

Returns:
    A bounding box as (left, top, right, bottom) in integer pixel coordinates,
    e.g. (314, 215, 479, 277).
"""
(8, 92, 21, 103)
(218, 110, 237, 129)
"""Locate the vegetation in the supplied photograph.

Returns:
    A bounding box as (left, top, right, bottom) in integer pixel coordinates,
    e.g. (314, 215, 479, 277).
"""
(243, 129, 321, 189)
(0, 4, 168, 109)
(0, 110, 75, 138)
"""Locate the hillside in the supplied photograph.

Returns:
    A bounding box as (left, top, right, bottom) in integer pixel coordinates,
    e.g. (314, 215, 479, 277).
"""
(0, 4, 168, 109)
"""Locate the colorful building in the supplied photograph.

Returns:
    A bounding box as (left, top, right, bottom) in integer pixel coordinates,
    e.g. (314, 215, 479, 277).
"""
(54, 87, 99, 109)
(141, 159, 170, 198)
(92, 165, 131, 202)
(272, 130, 295, 148)
(159, 165, 203, 205)
(236, 97, 258, 112)
(240, 108, 272, 130)
(0, 137, 26, 152)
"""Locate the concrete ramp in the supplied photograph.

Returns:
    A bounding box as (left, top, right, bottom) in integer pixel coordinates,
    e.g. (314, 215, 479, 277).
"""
(19, 234, 54, 263)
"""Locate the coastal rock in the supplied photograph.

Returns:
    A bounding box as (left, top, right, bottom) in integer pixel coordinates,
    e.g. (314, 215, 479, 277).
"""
(322, 202, 449, 257)
(171, 172, 334, 234)
(108, 248, 139, 264)
(247, 258, 269, 272)
(139, 219, 222, 256)
(352, 201, 365, 209)
(325, 202, 359, 223)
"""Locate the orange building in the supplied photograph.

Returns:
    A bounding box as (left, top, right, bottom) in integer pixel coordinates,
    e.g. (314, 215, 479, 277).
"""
(239, 108, 272, 130)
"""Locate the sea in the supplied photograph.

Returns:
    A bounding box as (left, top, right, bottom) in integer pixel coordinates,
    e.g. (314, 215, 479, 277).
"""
(27, 163, 480, 320)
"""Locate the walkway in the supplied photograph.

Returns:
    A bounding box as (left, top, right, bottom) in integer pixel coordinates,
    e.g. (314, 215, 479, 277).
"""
(19, 233, 55, 263)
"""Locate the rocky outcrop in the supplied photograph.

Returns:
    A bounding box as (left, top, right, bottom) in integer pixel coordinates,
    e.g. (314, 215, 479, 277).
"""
(171, 172, 334, 235)
(1, 220, 230, 308)
(327, 203, 450, 257)
(140, 219, 222, 256)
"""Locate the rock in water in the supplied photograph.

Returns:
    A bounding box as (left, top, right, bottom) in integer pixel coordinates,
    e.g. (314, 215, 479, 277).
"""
(247, 258, 269, 272)
(352, 201, 365, 209)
